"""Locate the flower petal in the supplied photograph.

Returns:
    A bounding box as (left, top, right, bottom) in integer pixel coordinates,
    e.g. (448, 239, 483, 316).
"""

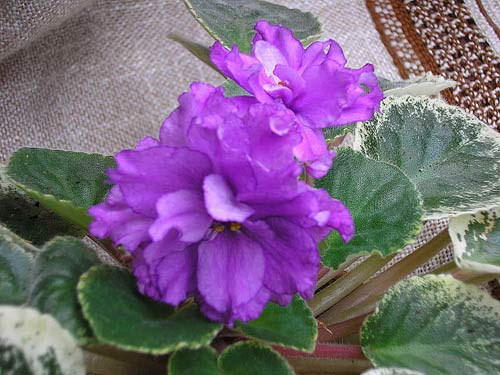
(133, 233, 197, 306)
(108, 146, 212, 217)
(88, 186, 152, 252)
(149, 189, 212, 242)
(250, 218, 320, 302)
(203, 174, 254, 222)
(197, 230, 266, 324)
(294, 126, 335, 178)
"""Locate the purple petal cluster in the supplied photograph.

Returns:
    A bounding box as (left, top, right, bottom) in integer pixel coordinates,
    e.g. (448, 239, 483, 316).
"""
(89, 82, 354, 325)
(210, 20, 383, 178)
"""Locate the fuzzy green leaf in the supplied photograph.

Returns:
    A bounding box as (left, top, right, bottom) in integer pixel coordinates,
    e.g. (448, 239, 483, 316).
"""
(235, 295, 317, 352)
(362, 275, 500, 375)
(0, 226, 35, 305)
(355, 96, 500, 219)
(316, 148, 423, 269)
(169, 342, 294, 375)
(78, 265, 222, 354)
(29, 237, 100, 343)
(0, 167, 83, 245)
(7, 148, 115, 228)
(183, 0, 321, 53)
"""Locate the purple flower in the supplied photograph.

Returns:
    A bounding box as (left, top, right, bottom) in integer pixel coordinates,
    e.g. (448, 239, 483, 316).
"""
(210, 20, 384, 178)
(89, 83, 354, 325)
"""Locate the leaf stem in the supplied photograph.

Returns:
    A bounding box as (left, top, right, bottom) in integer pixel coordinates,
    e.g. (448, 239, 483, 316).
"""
(320, 229, 451, 325)
(316, 256, 360, 290)
(280, 343, 371, 375)
(310, 254, 394, 316)
(431, 260, 458, 274)
(88, 235, 131, 269)
(318, 315, 368, 343)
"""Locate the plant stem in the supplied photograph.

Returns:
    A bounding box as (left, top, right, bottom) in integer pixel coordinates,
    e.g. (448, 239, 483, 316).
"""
(318, 315, 367, 343)
(310, 254, 394, 316)
(431, 260, 458, 274)
(320, 229, 451, 326)
(281, 343, 371, 375)
(89, 235, 131, 269)
(316, 257, 360, 290)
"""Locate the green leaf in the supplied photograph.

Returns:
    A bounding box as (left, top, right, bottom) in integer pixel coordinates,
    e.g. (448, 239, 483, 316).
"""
(0, 305, 85, 375)
(78, 265, 222, 354)
(316, 148, 423, 269)
(362, 275, 500, 375)
(449, 207, 500, 276)
(378, 73, 456, 97)
(0, 226, 35, 305)
(362, 369, 426, 375)
(355, 96, 500, 219)
(223, 80, 251, 97)
(7, 148, 115, 228)
(0, 167, 83, 245)
(235, 295, 317, 352)
(183, 0, 321, 53)
(169, 346, 219, 375)
(29, 237, 100, 343)
(169, 342, 294, 375)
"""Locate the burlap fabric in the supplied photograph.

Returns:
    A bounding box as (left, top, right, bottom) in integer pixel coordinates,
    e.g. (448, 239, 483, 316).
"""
(1, 1, 499, 272)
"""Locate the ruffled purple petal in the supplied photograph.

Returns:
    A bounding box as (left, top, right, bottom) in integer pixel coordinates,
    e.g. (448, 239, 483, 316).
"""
(108, 146, 212, 217)
(247, 219, 320, 302)
(294, 126, 335, 178)
(149, 189, 212, 242)
(133, 233, 198, 306)
(88, 186, 152, 252)
(197, 230, 266, 325)
(203, 174, 254, 223)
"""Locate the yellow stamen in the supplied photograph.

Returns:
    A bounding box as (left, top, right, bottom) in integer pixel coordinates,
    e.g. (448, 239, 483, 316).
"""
(214, 225, 225, 233)
(230, 222, 241, 231)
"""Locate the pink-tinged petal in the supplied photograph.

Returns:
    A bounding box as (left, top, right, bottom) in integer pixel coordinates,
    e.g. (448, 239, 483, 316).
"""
(292, 60, 382, 128)
(136, 136, 160, 150)
(253, 20, 304, 70)
(161, 83, 230, 147)
(253, 40, 288, 78)
(203, 174, 254, 222)
(293, 126, 335, 178)
(108, 146, 212, 217)
(335, 64, 384, 124)
(149, 190, 212, 243)
(299, 41, 330, 73)
(250, 218, 320, 301)
(325, 39, 347, 66)
(197, 230, 266, 325)
(209, 41, 233, 77)
(133, 234, 197, 306)
(88, 186, 152, 252)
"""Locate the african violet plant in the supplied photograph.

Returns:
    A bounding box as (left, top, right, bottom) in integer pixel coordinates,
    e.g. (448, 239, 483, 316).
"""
(1, 1, 499, 375)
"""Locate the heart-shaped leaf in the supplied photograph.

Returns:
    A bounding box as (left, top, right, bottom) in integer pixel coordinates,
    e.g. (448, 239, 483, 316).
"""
(0, 226, 35, 305)
(183, 0, 321, 53)
(0, 305, 85, 375)
(7, 148, 115, 228)
(169, 342, 294, 375)
(449, 207, 500, 276)
(0, 167, 83, 245)
(78, 265, 222, 354)
(362, 275, 500, 375)
(29, 236, 100, 343)
(316, 148, 423, 269)
(235, 295, 317, 352)
(355, 96, 500, 219)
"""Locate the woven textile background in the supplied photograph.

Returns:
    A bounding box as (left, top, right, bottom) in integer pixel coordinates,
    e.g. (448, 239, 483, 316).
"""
(1, 1, 499, 272)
